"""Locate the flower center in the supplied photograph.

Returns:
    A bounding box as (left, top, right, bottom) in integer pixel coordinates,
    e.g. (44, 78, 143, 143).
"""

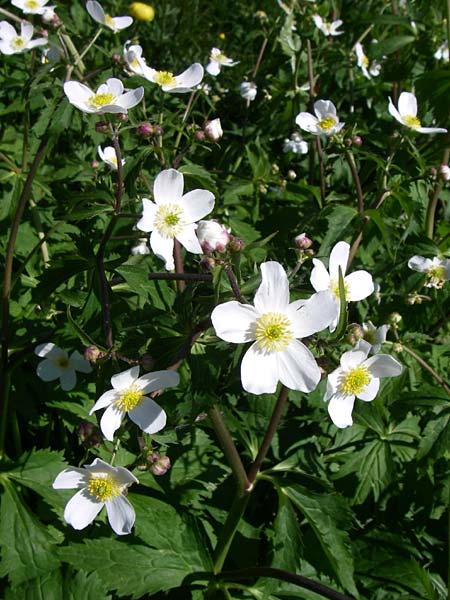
(154, 71, 176, 88)
(255, 312, 293, 353)
(12, 37, 25, 50)
(330, 278, 349, 301)
(55, 356, 70, 369)
(25, 0, 39, 8)
(403, 115, 421, 129)
(105, 14, 115, 28)
(362, 56, 369, 68)
(317, 116, 337, 131)
(131, 57, 139, 68)
(427, 265, 446, 288)
(340, 365, 370, 396)
(116, 386, 145, 411)
(86, 475, 121, 502)
(154, 203, 185, 237)
(89, 92, 115, 107)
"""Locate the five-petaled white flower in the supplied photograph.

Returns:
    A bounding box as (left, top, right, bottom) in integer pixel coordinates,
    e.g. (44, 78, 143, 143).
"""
(90, 366, 179, 441)
(206, 47, 238, 76)
(136, 168, 215, 270)
(0, 20, 47, 55)
(11, 0, 55, 15)
(53, 458, 138, 535)
(355, 42, 381, 79)
(98, 145, 125, 170)
(388, 92, 447, 134)
(310, 241, 374, 331)
(64, 77, 144, 114)
(408, 255, 450, 288)
(324, 340, 403, 428)
(86, 0, 133, 32)
(312, 15, 343, 36)
(123, 42, 155, 79)
(35, 343, 92, 391)
(361, 321, 389, 354)
(146, 63, 204, 93)
(211, 261, 337, 395)
(296, 100, 344, 136)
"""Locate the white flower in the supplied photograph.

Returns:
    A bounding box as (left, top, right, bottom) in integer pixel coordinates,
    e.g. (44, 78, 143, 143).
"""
(312, 15, 343, 36)
(136, 168, 215, 270)
(35, 343, 92, 391)
(63, 77, 144, 114)
(435, 41, 449, 62)
(123, 42, 155, 79)
(408, 255, 450, 288)
(239, 81, 257, 101)
(355, 42, 381, 79)
(204, 118, 223, 141)
(145, 63, 204, 93)
(283, 132, 308, 154)
(324, 340, 403, 428)
(98, 145, 125, 170)
(295, 100, 344, 136)
(11, 0, 54, 15)
(206, 47, 238, 76)
(388, 92, 447, 134)
(86, 0, 133, 32)
(90, 366, 179, 441)
(361, 321, 389, 353)
(131, 238, 151, 255)
(53, 458, 138, 535)
(0, 20, 47, 55)
(211, 261, 337, 395)
(440, 164, 450, 181)
(310, 241, 374, 331)
(197, 220, 231, 253)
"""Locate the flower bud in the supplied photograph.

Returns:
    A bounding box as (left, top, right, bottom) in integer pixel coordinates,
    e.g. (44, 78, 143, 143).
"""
(195, 130, 206, 141)
(197, 220, 231, 254)
(439, 164, 450, 181)
(200, 256, 216, 271)
(294, 232, 312, 250)
(84, 345, 104, 363)
(129, 2, 155, 21)
(118, 113, 128, 123)
(287, 169, 297, 180)
(239, 81, 257, 101)
(352, 135, 363, 147)
(95, 121, 109, 133)
(112, 53, 122, 64)
(91, 160, 100, 169)
(346, 323, 364, 345)
(153, 125, 163, 136)
(204, 118, 223, 142)
(229, 237, 245, 253)
(388, 312, 402, 325)
(137, 122, 154, 137)
(150, 455, 171, 476)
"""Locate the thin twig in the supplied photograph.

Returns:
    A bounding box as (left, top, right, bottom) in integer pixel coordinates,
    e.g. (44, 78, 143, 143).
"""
(345, 149, 364, 213)
(173, 239, 186, 293)
(148, 272, 212, 281)
(224, 265, 246, 303)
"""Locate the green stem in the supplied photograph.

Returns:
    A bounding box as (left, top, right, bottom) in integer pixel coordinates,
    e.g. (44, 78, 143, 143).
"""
(213, 491, 250, 574)
(426, 147, 450, 239)
(0, 371, 11, 460)
(174, 90, 196, 152)
(345, 149, 364, 213)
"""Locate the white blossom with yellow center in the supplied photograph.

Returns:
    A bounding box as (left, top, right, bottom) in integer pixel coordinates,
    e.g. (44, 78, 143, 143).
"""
(35, 343, 92, 391)
(312, 14, 343, 37)
(324, 340, 403, 428)
(310, 241, 374, 332)
(355, 42, 381, 80)
(53, 458, 138, 535)
(86, 1, 133, 32)
(98, 145, 125, 170)
(11, 0, 55, 15)
(206, 47, 239, 76)
(63, 77, 144, 114)
(137, 168, 215, 270)
(90, 366, 179, 441)
(211, 261, 337, 395)
(0, 20, 47, 55)
(388, 92, 447, 134)
(296, 100, 345, 136)
(408, 255, 450, 288)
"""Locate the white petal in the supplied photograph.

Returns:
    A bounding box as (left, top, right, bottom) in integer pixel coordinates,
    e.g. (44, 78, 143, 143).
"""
(314, 99, 337, 120)
(329, 241, 350, 280)
(60, 370, 77, 391)
(64, 488, 104, 530)
(35, 342, 60, 359)
(111, 366, 140, 390)
(179, 189, 215, 223)
(206, 60, 221, 76)
(90, 389, 119, 414)
(111, 16, 133, 30)
(154, 169, 184, 205)
(137, 370, 180, 393)
(295, 112, 320, 134)
(27, 38, 48, 49)
(340, 347, 368, 370)
(105, 494, 135, 535)
(105, 77, 124, 97)
(113, 465, 139, 486)
(289, 291, 338, 337)
(357, 377, 380, 401)
(53, 468, 87, 489)
(327, 393, 355, 428)
(64, 81, 95, 111)
(176, 224, 202, 254)
(70, 351, 93, 373)
(398, 91, 417, 118)
(388, 97, 404, 124)
(254, 261, 290, 314)
(310, 258, 330, 292)
(37, 358, 61, 382)
(408, 255, 432, 272)
(86, 0, 105, 24)
(241, 343, 279, 394)
(277, 341, 321, 392)
(345, 270, 374, 301)
(0, 22, 17, 40)
(117, 87, 144, 109)
(20, 21, 34, 41)
(136, 198, 157, 232)
(416, 126, 447, 134)
(365, 354, 403, 378)
(100, 404, 125, 441)
(211, 301, 258, 343)
(324, 368, 340, 401)
(129, 398, 167, 434)
(150, 230, 175, 270)
(170, 63, 204, 92)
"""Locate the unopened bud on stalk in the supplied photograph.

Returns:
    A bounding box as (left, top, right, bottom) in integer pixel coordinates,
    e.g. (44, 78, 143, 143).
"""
(84, 345, 104, 363)
(118, 113, 128, 123)
(200, 256, 216, 271)
(95, 121, 109, 133)
(229, 237, 245, 253)
(347, 323, 364, 345)
(204, 118, 223, 142)
(195, 130, 206, 141)
(439, 164, 450, 181)
(137, 122, 154, 137)
(197, 220, 231, 254)
(153, 125, 163, 136)
(294, 232, 312, 250)
(389, 312, 402, 326)
(287, 169, 297, 180)
(112, 53, 121, 64)
(91, 160, 100, 169)
(150, 455, 171, 476)
(352, 135, 363, 147)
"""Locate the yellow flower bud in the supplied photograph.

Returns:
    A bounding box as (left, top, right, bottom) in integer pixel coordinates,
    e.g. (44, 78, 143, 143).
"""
(129, 2, 155, 21)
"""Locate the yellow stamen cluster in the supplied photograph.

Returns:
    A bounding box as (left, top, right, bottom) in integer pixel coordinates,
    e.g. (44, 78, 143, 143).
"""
(330, 278, 349, 301)
(86, 475, 121, 502)
(105, 14, 114, 27)
(340, 365, 370, 396)
(25, 0, 39, 8)
(255, 312, 293, 353)
(317, 116, 337, 131)
(362, 56, 369, 68)
(154, 203, 184, 237)
(116, 386, 144, 412)
(403, 115, 421, 129)
(428, 265, 446, 288)
(153, 71, 176, 88)
(89, 92, 115, 107)
(12, 37, 25, 50)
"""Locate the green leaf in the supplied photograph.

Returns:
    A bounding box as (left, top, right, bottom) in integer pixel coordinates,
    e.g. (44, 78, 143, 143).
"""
(372, 35, 415, 58)
(318, 206, 357, 257)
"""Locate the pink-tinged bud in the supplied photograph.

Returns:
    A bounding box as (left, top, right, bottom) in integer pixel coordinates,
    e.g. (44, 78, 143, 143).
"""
(84, 345, 104, 363)
(305, 248, 315, 257)
(294, 232, 312, 250)
(200, 256, 216, 271)
(229, 237, 245, 252)
(40, 28, 49, 37)
(153, 125, 163, 136)
(352, 135, 363, 147)
(112, 53, 121, 64)
(137, 122, 154, 137)
(197, 220, 231, 254)
(195, 130, 206, 141)
(204, 118, 223, 142)
(150, 455, 171, 476)
(91, 160, 100, 169)
(118, 113, 128, 123)
(141, 354, 155, 371)
(439, 164, 450, 181)
(346, 323, 364, 345)
(95, 121, 109, 133)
